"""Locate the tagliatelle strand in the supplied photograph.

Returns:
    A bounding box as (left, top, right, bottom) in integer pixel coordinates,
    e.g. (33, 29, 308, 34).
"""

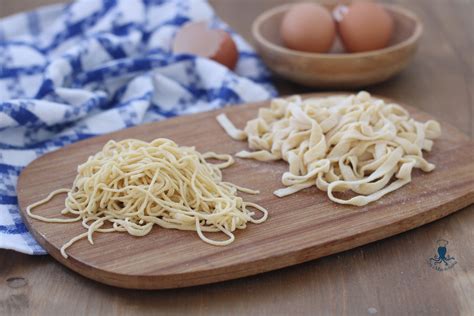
(217, 92, 441, 206)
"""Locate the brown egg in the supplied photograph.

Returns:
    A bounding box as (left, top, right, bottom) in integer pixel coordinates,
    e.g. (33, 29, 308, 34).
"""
(173, 21, 239, 70)
(280, 3, 336, 53)
(337, 2, 394, 53)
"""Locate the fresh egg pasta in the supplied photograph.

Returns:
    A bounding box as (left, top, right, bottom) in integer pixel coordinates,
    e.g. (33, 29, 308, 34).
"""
(27, 138, 267, 258)
(217, 92, 441, 206)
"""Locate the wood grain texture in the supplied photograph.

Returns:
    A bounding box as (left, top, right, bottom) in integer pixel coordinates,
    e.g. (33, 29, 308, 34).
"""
(252, 4, 422, 87)
(16, 94, 474, 289)
(1, 0, 473, 315)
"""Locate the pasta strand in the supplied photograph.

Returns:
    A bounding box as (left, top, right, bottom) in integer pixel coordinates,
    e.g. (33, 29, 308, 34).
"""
(27, 138, 268, 258)
(217, 92, 441, 206)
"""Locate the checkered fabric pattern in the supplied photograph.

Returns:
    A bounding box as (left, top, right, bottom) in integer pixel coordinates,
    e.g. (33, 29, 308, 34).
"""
(0, 0, 276, 255)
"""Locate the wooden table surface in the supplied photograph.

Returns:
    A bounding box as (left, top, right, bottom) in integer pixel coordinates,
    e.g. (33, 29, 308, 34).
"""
(1, 0, 473, 315)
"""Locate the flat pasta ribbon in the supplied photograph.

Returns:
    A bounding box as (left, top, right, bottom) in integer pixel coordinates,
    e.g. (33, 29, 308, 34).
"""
(217, 92, 441, 206)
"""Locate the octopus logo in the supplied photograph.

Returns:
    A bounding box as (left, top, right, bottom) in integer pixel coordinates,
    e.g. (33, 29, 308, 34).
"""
(428, 239, 457, 271)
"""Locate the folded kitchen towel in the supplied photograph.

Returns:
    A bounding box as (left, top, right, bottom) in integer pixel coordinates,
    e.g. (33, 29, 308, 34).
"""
(0, 0, 275, 255)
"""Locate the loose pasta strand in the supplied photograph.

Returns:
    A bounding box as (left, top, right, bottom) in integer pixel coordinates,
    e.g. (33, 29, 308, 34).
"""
(217, 92, 441, 206)
(27, 138, 268, 258)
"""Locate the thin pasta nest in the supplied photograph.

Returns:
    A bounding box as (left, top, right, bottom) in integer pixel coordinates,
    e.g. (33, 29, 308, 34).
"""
(217, 91, 441, 206)
(27, 138, 267, 258)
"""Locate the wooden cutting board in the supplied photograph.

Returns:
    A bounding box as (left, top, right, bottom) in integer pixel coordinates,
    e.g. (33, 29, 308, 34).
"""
(17, 93, 474, 289)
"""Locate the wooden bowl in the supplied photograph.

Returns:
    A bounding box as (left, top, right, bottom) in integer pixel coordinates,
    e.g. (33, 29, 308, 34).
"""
(252, 3, 423, 88)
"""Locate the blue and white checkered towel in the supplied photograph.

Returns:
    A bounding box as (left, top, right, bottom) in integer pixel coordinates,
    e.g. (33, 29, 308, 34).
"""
(0, 0, 275, 255)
